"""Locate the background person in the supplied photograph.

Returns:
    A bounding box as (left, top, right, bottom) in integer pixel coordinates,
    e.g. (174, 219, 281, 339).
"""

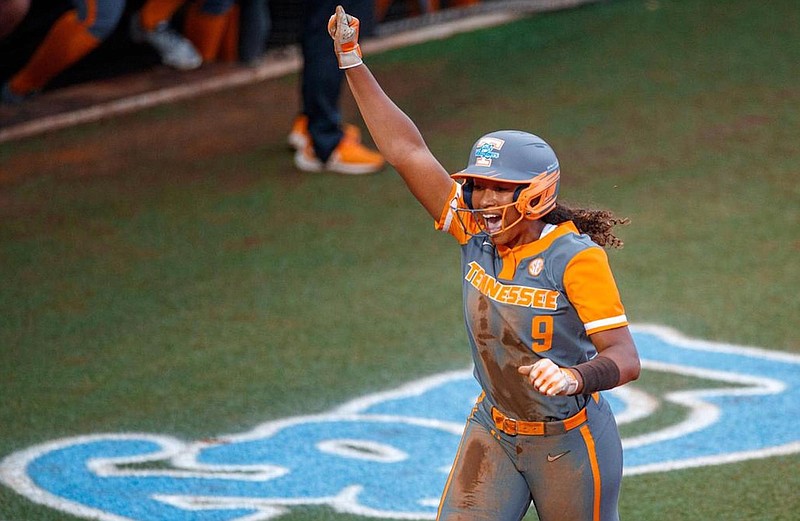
(129, 0, 236, 70)
(1, 0, 125, 104)
(289, 0, 384, 175)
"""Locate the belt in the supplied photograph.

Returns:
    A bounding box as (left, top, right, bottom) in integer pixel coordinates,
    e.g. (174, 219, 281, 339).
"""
(491, 405, 588, 436)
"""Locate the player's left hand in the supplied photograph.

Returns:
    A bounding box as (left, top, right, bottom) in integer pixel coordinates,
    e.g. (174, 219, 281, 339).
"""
(327, 5, 363, 69)
(518, 359, 579, 396)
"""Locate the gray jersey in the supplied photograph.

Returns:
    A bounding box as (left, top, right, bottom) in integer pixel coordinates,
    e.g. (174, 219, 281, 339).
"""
(436, 182, 628, 421)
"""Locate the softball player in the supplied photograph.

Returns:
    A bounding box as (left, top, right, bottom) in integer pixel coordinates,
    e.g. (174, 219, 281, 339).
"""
(328, 7, 641, 520)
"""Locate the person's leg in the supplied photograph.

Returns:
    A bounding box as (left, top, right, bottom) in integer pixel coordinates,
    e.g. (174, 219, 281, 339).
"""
(131, 0, 202, 70)
(183, 0, 235, 61)
(295, 0, 383, 174)
(437, 415, 532, 521)
(4, 0, 124, 100)
(300, 0, 344, 162)
(237, 0, 270, 65)
(523, 396, 622, 521)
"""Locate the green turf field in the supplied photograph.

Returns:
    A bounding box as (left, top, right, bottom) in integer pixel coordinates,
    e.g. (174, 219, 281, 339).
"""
(1, 0, 798, 519)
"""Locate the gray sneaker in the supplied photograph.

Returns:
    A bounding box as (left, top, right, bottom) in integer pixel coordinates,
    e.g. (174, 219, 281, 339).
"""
(130, 13, 202, 71)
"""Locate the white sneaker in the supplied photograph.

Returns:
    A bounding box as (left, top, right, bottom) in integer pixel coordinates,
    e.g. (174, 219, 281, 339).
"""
(294, 138, 384, 175)
(130, 13, 202, 71)
(294, 145, 325, 172)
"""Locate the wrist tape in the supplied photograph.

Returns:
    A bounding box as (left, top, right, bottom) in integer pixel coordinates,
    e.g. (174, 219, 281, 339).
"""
(571, 356, 621, 394)
(338, 43, 362, 69)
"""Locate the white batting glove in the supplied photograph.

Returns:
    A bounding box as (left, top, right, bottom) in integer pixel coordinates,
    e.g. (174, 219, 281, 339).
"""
(518, 359, 579, 396)
(327, 5, 363, 69)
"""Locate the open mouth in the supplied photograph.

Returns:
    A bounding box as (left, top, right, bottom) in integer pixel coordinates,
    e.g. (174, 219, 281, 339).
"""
(481, 212, 503, 234)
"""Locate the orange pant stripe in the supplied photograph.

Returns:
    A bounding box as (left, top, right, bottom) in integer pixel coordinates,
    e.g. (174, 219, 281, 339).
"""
(580, 424, 602, 521)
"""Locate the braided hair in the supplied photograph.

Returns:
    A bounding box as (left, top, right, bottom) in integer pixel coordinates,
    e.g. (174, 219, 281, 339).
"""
(541, 203, 629, 249)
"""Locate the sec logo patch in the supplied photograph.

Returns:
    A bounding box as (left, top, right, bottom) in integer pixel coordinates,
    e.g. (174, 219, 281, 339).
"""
(528, 257, 544, 277)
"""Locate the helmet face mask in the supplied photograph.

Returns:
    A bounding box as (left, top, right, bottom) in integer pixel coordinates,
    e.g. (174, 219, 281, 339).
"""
(453, 195, 523, 238)
(515, 170, 560, 220)
(454, 130, 561, 236)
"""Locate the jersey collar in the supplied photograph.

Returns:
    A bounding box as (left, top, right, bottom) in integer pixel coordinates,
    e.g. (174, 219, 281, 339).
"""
(496, 221, 580, 280)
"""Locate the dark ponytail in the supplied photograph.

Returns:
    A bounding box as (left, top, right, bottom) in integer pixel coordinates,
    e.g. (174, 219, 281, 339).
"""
(542, 203, 629, 248)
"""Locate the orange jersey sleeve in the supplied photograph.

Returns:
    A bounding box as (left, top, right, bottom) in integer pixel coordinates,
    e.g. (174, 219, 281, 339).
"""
(563, 246, 628, 335)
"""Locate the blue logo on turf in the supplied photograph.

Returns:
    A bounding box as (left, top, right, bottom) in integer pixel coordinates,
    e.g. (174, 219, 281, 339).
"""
(1, 325, 799, 521)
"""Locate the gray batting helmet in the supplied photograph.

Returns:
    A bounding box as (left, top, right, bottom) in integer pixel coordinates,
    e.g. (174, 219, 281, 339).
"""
(452, 130, 561, 220)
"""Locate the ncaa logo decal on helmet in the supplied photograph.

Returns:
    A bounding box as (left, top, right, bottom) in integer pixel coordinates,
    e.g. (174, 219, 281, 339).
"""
(473, 137, 505, 167)
(453, 130, 561, 221)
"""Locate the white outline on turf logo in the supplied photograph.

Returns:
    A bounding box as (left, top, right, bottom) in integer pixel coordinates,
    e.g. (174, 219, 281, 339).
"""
(1, 324, 799, 521)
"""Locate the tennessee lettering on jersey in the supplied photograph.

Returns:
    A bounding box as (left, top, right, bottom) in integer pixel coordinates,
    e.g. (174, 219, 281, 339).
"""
(435, 180, 630, 419)
(436, 180, 628, 336)
(464, 261, 558, 310)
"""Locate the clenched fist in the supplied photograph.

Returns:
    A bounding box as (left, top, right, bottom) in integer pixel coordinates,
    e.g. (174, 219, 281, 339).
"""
(328, 5, 363, 69)
(518, 358, 579, 396)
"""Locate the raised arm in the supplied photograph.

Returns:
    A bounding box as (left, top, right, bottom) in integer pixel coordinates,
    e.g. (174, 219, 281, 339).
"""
(329, 6, 455, 220)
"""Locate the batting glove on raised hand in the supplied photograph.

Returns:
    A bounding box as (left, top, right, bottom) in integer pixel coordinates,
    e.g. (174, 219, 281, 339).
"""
(328, 5, 363, 69)
(518, 358, 580, 396)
